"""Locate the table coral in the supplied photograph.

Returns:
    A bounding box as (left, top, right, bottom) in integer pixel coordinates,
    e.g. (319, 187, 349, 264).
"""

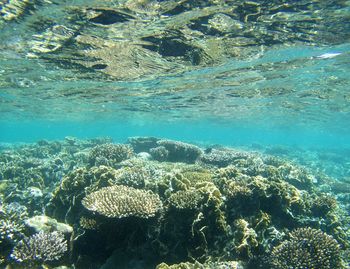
(82, 185, 162, 219)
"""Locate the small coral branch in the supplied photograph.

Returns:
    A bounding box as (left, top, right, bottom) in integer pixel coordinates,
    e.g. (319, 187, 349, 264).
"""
(11, 231, 67, 263)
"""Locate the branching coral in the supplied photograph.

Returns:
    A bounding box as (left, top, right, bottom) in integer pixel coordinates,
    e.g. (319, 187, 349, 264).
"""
(82, 185, 162, 218)
(11, 231, 67, 263)
(0, 202, 27, 245)
(269, 227, 344, 269)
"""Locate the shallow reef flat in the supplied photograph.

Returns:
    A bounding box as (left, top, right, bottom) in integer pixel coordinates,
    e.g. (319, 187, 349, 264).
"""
(0, 137, 349, 269)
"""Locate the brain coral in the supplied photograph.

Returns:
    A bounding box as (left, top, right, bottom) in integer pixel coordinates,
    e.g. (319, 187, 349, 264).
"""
(82, 185, 162, 218)
(269, 227, 344, 269)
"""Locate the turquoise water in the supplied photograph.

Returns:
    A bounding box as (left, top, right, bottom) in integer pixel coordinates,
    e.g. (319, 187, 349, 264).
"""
(1, 1, 350, 268)
(1, 43, 350, 147)
(1, 119, 350, 149)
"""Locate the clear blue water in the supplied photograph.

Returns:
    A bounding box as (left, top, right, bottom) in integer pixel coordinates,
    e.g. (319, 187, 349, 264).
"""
(1, 43, 350, 149)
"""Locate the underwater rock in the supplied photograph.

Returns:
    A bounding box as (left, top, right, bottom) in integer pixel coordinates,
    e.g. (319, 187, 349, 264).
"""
(128, 136, 160, 153)
(269, 227, 344, 269)
(155, 139, 203, 163)
(25, 215, 73, 235)
(136, 152, 151, 160)
(11, 231, 67, 263)
(82, 185, 162, 219)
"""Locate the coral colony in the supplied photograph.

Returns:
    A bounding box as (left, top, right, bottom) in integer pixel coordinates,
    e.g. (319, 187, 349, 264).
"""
(0, 137, 348, 268)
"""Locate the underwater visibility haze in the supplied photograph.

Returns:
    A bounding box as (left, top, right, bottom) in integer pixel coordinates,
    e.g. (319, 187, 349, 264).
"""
(0, 0, 350, 268)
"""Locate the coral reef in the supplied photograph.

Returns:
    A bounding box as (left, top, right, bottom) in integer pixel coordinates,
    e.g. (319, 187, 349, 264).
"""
(11, 231, 67, 263)
(269, 227, 344, 269)
(0, 137, 348, 269)
(82, 185, 163, 218)
(46, 165, 120, 223)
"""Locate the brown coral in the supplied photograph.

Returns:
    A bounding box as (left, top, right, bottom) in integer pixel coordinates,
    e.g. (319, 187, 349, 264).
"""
(82, 185, 162, 218)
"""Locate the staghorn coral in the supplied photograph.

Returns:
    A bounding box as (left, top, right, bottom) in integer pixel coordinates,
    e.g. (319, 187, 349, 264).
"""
(0, 219, 24, 246)
(82, 185, 162, 218)
(269, 227, 344, 269)
(0, 202, 27, 246)
(11, 231, 67, 263)
(88, 143, 133, 166)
